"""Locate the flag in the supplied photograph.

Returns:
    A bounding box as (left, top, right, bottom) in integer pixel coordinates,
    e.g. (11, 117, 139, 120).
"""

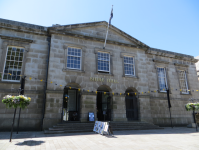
(109, 7, 113, 25)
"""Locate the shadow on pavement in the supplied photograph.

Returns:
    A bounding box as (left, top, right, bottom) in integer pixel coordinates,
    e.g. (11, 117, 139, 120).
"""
(15, 140, 45, 146)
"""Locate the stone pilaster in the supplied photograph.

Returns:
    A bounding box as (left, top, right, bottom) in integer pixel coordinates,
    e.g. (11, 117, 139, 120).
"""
(80, 93, 97, 122)
(139, 96, 153, 123)
(112, 95, 127, 121)
(43, 91, 63, 130)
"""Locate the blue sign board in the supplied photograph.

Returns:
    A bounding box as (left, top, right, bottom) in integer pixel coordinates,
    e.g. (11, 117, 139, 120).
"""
(88, 112, 95, 121)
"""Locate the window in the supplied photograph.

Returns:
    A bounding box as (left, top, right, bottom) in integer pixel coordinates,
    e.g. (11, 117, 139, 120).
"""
(124, 56, 135, 76)
(67, 47, 81, 70)
(179, 70, 189, 94)
(2, 46, 24, 81)
(98, 52, 110, 73)
(157, 67, 167, 92)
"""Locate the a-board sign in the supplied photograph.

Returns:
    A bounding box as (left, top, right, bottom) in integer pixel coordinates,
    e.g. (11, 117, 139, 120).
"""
(93, 121, 109, 135)
(195, 114, 199, 124)
(93, 121, 99, 132)
(88, 112, 95, 121)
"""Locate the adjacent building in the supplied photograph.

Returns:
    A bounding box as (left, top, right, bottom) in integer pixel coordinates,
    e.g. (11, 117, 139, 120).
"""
(0, 18, 198, 130)
(195, 56, 199, 81)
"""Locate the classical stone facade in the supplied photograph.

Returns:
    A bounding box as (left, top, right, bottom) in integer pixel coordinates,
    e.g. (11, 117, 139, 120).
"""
(0, 18, 198, 131)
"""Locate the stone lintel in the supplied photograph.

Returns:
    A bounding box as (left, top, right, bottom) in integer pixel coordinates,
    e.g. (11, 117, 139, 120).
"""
(138, 95, 150, 98)
(46, 90, 63, 94)
(81, 92, 96, 96)
(62, 68, 85, 73)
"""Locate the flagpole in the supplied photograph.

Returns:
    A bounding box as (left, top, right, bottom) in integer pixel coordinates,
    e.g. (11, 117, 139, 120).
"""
(103, 24, 110, 49)
(103, 5, 113, 49)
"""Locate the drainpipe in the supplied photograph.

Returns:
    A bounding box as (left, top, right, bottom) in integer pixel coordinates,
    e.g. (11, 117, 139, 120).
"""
(41, 32, 51, 131)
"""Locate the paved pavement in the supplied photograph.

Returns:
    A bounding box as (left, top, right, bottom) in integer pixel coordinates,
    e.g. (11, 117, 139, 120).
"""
(0, 127, 199, 150)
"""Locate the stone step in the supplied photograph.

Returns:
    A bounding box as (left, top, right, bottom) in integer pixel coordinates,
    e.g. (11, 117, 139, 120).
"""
(53, 124, 154, 128)
(52, 125, 156, 129)
(44, 129, 93, 134)
(45, 127, 163, 134)
(45, 121, 163, 134)
(48, 127, 162, 131)
(55, 123, 149, 126)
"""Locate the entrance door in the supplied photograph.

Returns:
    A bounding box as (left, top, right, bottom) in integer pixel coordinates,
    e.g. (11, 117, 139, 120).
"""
(97, 92, 112, 121)
(125, 95, 138, 121)
(63, 88, 80, 121)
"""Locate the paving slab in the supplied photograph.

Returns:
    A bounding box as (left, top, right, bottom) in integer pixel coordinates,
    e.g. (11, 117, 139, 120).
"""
(0, 127, 199, 150)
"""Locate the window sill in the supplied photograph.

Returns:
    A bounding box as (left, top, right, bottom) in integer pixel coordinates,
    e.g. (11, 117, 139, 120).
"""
(123, 75, 139, 79)
(95, 72, 114, 76)
(180, 92, 191, 95)
(62, 68, 85, 73)
(158, 91, 167, 94)
(0, 80, 20, 84)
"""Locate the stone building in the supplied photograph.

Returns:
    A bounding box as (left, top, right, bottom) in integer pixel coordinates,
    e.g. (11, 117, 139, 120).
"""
(195, 56, 199, 81)
(0, 18, 198, 131)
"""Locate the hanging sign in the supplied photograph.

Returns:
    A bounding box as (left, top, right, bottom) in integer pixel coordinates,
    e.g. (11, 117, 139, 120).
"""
(88, 112, 95, 121)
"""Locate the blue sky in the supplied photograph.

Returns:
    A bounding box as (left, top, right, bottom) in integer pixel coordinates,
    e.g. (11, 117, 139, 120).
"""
(0, 0, 199, 57)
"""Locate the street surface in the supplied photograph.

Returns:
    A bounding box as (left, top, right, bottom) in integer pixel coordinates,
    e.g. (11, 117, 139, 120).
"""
(0, 127, 199, 150)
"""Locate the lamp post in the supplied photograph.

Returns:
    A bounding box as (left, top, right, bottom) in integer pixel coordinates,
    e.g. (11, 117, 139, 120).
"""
(189, 98, 198, 132)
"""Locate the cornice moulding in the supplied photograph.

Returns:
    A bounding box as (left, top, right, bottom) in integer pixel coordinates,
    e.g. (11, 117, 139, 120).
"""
(147, 48, 197, 62)
(0, 35, 33, 43)
(152, 59, 169, 64)
(174, 63, 189, 67)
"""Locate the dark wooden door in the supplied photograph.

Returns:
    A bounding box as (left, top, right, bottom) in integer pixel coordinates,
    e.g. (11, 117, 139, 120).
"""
(63, 88, 80, 121)
(125, 95, 138, 120)
(97, 92, 112, 121)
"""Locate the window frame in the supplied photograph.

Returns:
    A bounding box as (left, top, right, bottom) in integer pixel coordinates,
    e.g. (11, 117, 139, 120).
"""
(63, 43, 86, 73)
(97, 51, 110, 73)
(120, 52, 138, 78)
(0, 37, 30, 83)
(66, 47, 82, 70)
(94, 48, 114, 75)
(174, 63, 190, 95)
(123, 56, 135, 76)
(157, 67, 168, 92)
(178, 70, 189, 94)
(2, 46, 25, 82)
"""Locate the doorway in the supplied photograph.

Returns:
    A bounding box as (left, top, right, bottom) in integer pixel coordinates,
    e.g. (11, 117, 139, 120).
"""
(62, 87, 80, 121)
(125, 89, 138, 121)
(97, 86, 112, 121)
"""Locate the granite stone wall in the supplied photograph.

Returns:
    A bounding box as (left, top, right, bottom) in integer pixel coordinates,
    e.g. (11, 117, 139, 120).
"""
(0, 18, 199, 131)
(0, 20, 48, 131)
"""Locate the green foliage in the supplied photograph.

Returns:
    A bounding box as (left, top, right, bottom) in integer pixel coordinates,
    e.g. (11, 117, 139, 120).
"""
(0, 73, 1, 78)
(185, 103, 199, 111)
(2, 95, 31, 109)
